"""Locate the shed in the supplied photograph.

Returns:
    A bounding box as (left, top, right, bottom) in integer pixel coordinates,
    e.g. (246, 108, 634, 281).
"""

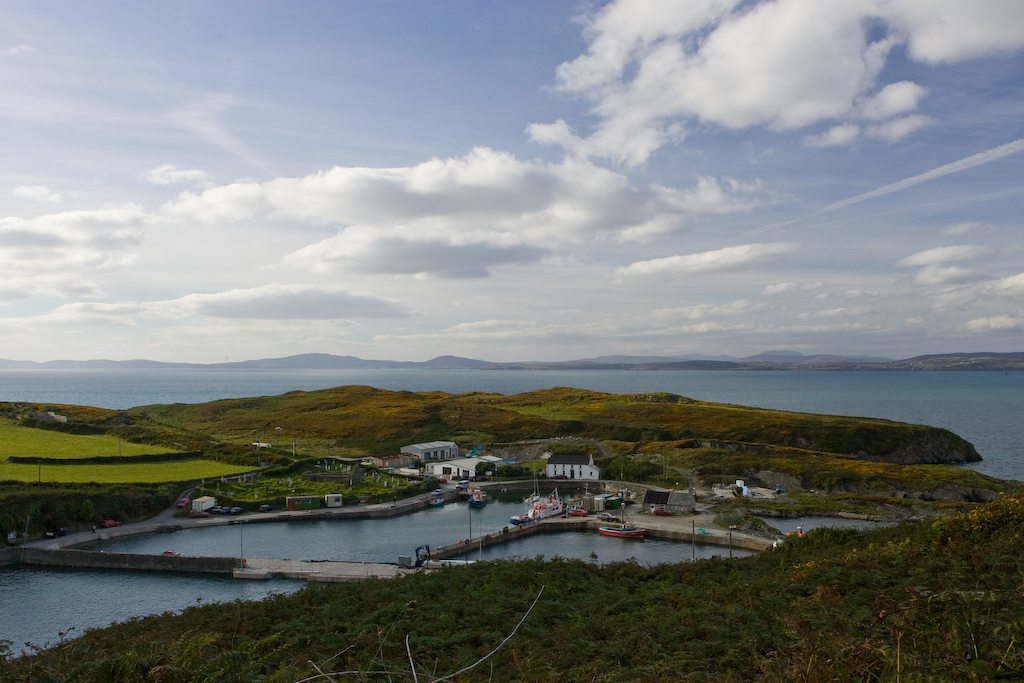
(324, 494, 344, 508)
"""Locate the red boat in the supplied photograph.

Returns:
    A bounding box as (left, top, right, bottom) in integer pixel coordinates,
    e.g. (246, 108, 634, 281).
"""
(598, 521, 646, 539)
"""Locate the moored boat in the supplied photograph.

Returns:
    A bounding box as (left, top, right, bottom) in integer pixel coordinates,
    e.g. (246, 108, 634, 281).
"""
(510, 489, 565, 525)
(598, 521, 646, 539)
(468, 487, 487, 508)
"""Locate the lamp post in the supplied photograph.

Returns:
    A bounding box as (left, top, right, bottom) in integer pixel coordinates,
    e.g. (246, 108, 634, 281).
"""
(274, 427, 281, 447)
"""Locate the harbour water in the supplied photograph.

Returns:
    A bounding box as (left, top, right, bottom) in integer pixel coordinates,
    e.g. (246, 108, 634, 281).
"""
(1, 501, 755, 649)
(0, 367, 1019, 649)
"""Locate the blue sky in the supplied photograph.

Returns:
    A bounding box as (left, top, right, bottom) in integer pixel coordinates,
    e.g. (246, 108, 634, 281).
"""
(1, 0, 1022, 363)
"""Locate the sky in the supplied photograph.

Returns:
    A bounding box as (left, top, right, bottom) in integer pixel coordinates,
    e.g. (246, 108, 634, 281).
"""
(1, 0, 1023, 364)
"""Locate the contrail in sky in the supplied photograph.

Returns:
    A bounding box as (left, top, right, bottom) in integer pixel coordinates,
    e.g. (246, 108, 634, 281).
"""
(821, 137, 1024, 213)
(748, 137, 1024, 235)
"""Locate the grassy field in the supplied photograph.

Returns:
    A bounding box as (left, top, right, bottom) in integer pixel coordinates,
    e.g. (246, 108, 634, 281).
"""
(0, 420, 180, 460)
(0, 459, 253, 483)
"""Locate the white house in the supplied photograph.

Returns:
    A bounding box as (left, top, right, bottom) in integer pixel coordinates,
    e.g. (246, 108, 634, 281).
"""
(401, 441, 459, 461)
(546, 454, 601, 480)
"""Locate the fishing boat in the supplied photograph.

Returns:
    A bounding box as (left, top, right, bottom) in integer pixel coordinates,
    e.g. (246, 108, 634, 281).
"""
(510, 489, 564, 525)
(429, 497, 446, 508)
(468, 487, 487, 508)
(598, 521, 646, 539)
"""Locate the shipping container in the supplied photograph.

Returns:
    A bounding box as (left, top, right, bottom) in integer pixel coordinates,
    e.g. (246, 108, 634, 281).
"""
(192, 496, 217, 512)
(286, 495, 322, 510)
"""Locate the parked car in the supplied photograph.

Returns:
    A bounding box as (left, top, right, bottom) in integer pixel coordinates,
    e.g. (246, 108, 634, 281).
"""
(598, 512, 619, 522)
(102, 520, 121, 528)
(44, 528, 67, 538)
(653, 509, 672, 516)
(567, 508, 588, 517)
(431, 489, 445, 497)
(552, 475, 568, 480)
(189, 510, 209, 518)
(175, 497, 190, 508)
(229, 507, 244, 515)
(455, 481, 470, 490)
(438, 478, 448, 484)
(259, 504, 274, 513)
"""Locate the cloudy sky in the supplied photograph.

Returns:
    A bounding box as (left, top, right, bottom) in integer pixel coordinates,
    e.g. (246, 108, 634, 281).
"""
(1, 0, 1023, 363)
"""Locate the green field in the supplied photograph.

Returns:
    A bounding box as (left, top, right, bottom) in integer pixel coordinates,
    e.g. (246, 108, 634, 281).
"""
(0, 459, 253, 483)
(0, 420, 180, 460)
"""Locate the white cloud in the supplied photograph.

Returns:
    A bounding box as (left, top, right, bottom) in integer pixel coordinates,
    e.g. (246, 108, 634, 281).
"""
(988, 273, 1024, 298)
(13, 185, 61, 202)
(165, 148, 761, 278)
(173, 284, 412, 320)
(142, 165, 212, 186)
(803, 124, 860, 148)
(912, 265, 976, 286)
(761, 282, 796, 295)
(866, 114, 934, 142)
(889, 0, 1024, 64)
(940, 222, 990, 237)
(654, 299, 764, 320)
(858, 81, 928, 120)
(0, 205, 150, 300)
(966, 315, 1024, 331)
(897, 245, 993, 267)
(6, 45, 32, 55)
(542, 0, 1024, 164)
(616, 242, 795, 278)
(796, 305, 872, 320)
(35, 284, 412, 326)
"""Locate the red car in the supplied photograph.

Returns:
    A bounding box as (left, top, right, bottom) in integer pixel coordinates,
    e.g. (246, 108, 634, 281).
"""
(653, 509, 672, 516)
(102, 519, 122, 528)
(567, 508, 588, 517)
(176, 497, 190, 508)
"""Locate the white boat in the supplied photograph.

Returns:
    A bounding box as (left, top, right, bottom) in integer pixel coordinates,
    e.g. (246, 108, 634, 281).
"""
(510, 489, 564, 525)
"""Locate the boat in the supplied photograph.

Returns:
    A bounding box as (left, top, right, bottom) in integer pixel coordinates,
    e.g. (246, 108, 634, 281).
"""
(598, 521, 646, 539)
(468, 487, 487, 508)
(162, 549, 181, 556)
(510, 489, 565, 525)
(429, 498, 446, 508)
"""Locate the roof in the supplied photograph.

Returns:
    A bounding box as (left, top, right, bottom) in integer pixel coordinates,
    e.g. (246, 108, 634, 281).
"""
(642, 490, 670, 505)
(404, 441, 457, 449)
(668, 491, 695, 506)
(547, 454, 594, 466)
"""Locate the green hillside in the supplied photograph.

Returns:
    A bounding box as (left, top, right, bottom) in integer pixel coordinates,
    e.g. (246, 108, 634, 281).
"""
(6, 492, 1024, 681)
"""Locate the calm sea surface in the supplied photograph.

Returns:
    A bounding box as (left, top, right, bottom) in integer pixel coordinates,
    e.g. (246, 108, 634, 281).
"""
(0, 367, 1020, 649)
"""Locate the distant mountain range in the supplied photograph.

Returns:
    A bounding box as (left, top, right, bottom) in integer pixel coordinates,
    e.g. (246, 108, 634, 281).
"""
(1, 350, 1022, 371)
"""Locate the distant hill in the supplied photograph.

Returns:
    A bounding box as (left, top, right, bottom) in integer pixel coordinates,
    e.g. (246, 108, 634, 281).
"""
(0, 351, 1021, 371)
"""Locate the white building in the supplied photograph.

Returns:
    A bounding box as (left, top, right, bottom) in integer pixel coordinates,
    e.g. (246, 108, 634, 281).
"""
(401, 441, 459, 461)
(427, 456, 483, 480)
(546, 454, 601, 480)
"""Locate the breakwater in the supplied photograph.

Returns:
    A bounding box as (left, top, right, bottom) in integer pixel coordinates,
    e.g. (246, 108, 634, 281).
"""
(428, 517, 771, 560)
(1, 547, 240, 574)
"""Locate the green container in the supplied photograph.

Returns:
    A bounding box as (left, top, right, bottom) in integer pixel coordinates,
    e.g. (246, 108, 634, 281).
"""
(287, 495, 322, 510)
